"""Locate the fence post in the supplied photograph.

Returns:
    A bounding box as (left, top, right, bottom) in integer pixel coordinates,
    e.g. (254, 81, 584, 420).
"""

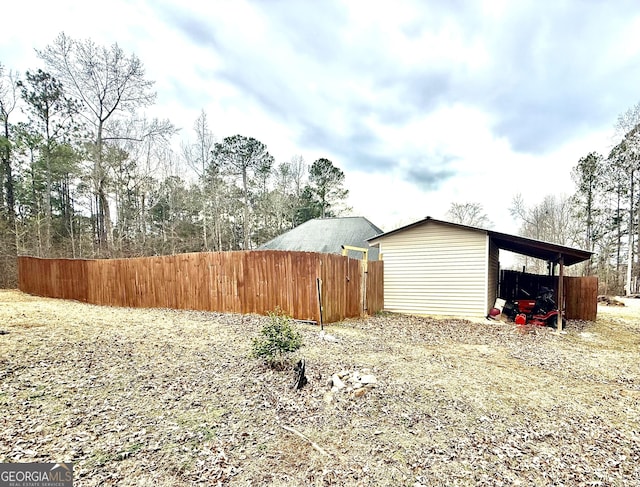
(361, 259, 368, 316)
(316, 277, 323, 330)
(557, 256, 564, 332)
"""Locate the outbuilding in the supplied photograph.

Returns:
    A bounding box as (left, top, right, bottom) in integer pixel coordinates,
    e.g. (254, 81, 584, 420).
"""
(260, 216, 383, 260)
(367, 217, 593, 319)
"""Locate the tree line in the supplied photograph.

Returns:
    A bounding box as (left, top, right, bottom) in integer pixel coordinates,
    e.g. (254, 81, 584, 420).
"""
(0, 33, 349, 285)
(447, 106, 640, 296)
(507, 109, 640, 295)
(568, 107, 640, 295)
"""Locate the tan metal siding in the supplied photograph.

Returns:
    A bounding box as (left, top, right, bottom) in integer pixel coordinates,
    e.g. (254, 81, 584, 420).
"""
(379, 222, 488, 317)
(487, 238, 500, 312)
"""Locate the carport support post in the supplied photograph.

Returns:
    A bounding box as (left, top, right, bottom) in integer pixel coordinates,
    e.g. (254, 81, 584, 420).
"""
(557, 255, 564, 332)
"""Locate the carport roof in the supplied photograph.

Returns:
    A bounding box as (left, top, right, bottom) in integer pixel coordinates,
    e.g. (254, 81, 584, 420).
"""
(368, 216, 592, 267)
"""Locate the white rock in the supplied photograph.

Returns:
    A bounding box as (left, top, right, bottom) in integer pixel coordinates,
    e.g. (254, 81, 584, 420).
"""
(319, 331, 338, 342)
(331, 374, 346, 390)
(360, 374, 377, 385)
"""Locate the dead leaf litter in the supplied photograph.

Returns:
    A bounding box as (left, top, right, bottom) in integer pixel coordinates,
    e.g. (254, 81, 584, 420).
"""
(1, 290, 639, 485)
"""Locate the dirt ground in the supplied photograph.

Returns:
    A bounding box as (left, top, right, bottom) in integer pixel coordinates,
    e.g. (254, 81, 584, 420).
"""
(1, 290, 639, 486)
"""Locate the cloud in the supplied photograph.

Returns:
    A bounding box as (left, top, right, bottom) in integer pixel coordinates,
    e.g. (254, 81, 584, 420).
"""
(155, 1, 224, 49)
(403, 150, 457, 190)
(251, 0, 350, 65)
(298, 122, 394, 172)
(406, 165, 456, 191)
(470, 1, 640, 152)
(4, 0, 640, 233)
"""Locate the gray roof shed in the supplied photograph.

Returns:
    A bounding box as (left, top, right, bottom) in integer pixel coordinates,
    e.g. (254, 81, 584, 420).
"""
(259, 217, 384, 260)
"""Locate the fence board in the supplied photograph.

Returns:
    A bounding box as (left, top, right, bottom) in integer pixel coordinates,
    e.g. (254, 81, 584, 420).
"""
(18, 256, 90, 302)
(18, 251, 383, 324)
(564, 276, 598, 321)
(366, 261, 384, 314)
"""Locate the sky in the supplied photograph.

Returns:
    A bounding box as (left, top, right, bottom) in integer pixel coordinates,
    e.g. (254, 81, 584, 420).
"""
(2, 0, 640, 236)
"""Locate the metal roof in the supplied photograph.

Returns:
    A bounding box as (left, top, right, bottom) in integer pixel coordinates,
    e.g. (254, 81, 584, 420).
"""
(368, 216, 592, 267)
(259, 217, 384, 260)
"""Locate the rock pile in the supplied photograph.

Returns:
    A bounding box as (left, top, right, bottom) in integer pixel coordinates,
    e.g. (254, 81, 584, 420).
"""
(324, 369, 377, 402)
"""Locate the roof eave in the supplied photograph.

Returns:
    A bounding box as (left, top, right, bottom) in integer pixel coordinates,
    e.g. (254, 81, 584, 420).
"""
(367, 216, 593, 266)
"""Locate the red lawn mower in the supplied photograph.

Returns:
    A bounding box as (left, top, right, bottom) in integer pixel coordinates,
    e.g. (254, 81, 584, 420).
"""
(502, 287, 565, 328)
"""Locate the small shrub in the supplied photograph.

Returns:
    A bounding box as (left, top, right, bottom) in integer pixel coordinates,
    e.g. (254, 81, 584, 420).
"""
(252, 309, 303, 369)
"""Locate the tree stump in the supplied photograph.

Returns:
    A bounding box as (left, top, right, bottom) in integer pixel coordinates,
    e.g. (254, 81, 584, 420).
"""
(293, 358, 308, 390)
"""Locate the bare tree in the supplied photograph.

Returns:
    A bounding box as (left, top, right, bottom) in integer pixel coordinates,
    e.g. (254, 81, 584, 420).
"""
(510, 194, 580, 274)
(446, 202, 493, 228)
(107, 117, 176, 255)
(615, 102, 640, 138)
(183, 110, 215, 177)
(275, 157, 306, 230)
(38, 32, 156, 254)
(182, 110, 216, 249)
(288, 155, 306, 202)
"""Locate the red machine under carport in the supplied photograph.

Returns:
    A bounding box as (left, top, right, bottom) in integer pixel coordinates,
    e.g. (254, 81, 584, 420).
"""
(486, 231, 594, 331)
(498, 285, 565, 328)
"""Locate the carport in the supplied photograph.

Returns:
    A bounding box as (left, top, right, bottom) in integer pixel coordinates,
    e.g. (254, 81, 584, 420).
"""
(488, 230, 595, 330)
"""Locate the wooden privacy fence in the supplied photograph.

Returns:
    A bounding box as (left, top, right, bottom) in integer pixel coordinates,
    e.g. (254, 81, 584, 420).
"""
(18, 251, 383, 324)
(499, 270, 598, 321)
(563, 276, 598, 322)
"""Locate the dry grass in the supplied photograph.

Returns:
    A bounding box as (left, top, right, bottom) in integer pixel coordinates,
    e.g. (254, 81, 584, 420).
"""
(1, 290, 639, 486)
